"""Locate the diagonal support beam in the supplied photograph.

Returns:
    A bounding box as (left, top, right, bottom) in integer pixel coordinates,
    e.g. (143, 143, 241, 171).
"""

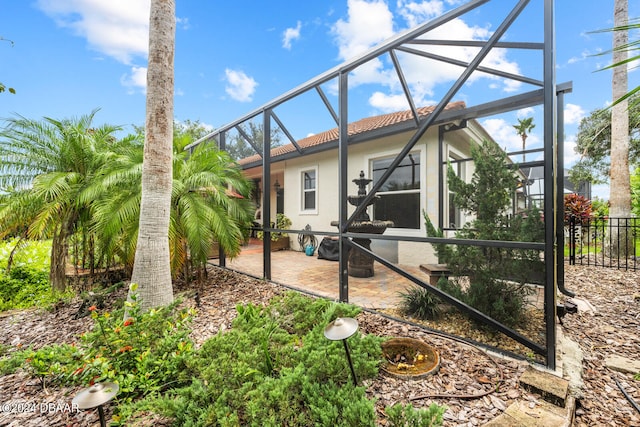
(235, 124, 263, 158)
(269, 110, 303, 154)
(345, 0, 531, 231)
(389, 50, 420, 127)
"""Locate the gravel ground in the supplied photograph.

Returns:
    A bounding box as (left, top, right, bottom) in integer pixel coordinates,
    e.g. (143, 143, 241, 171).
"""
(0, 262, 638, 426)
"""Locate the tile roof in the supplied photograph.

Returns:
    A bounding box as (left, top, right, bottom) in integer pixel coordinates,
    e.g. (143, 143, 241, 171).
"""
(238, 101, 466, 166)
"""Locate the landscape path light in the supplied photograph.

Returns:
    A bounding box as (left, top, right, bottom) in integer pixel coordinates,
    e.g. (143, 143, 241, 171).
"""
(324, 317, 359, 386)
(72, 382, 119, 427)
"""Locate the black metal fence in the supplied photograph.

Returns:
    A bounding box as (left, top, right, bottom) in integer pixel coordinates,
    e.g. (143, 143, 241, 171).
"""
(566, 216, 639, 271)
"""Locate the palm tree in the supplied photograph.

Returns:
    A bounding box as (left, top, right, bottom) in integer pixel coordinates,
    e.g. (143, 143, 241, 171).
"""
(131, 0, 176, 311)
(513, 117, 535, 163)
(609, 0, 632, 256)
(0, 110, 122, 291)
(91, 129, 254, 282)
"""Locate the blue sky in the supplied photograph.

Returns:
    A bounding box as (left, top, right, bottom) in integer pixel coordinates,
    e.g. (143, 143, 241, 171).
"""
(1, 0, 639, 200)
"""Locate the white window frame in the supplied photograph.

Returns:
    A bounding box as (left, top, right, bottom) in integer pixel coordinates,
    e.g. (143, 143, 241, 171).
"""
(365, 148, 425, 236)
(299, 166, 318, 215)
(446, 146, 466, 232)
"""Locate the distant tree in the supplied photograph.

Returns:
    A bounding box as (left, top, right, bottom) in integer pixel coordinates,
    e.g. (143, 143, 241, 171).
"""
(513, 117, 535, 162)
(174, 119, 212, 141)
(134, 119, 213, 144)
(569, 93, 640, 185)
(631, 167, 640, 216)
(130, 0, 176, 311)
(226, 122, 283, 161)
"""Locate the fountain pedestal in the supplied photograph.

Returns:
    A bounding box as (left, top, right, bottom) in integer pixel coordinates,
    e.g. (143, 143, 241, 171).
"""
(331, 171, 393, 278)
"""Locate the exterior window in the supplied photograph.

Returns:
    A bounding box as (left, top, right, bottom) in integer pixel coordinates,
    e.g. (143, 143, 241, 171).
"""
(448, 155, 464, 229)
(301, 169, 316, 211)
(371, 152, 420, 229)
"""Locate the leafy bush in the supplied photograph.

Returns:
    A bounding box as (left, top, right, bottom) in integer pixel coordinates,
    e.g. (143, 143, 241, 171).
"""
(398, 286, 441, 320)
(3, 290, 391, 426)
(1, 283, 195, 409)
(0, 238, 51, 271)
(385, 402, 446, 427)
(120, 291, 383, 426)
(76, 284, 195, 402)
(564, 193, 592, 224)
(257, 213, 292, 241)
(0, 239, 74, 311)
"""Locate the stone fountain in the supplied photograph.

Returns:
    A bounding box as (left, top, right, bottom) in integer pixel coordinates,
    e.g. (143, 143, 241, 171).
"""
(331, 171, 393, 278)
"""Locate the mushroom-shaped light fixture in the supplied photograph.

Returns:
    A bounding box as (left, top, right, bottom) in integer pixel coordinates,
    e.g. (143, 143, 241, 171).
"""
(324, 317, 359, 386)
(72, 382, 119, 427)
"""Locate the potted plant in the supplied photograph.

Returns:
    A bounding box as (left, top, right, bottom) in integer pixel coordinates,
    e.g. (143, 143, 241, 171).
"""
(257, 213, 292, 251)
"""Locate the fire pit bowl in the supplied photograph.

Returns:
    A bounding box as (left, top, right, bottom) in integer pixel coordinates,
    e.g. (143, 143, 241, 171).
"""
(381, 337, 440, 379)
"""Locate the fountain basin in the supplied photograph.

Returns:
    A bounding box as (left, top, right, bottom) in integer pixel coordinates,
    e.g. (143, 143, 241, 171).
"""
(381, 337, 440, 379)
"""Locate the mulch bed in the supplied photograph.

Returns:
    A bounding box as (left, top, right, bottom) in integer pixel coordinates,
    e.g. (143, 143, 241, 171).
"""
(0, 263, 638, 426)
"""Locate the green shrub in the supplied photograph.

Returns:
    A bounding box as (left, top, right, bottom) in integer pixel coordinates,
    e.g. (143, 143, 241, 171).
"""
(76, 284, 195, 403)
(0, 239, 73, 311)
(120, 292, 383, 426)
(385, 402, 446, 427)
(0, 238, 51, 271)
(2, 283, 195, 414)
(398, 286, 441, 320)
(424, 140, 544, 327)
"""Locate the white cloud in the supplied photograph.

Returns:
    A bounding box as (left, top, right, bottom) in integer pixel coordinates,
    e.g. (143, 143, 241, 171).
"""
(120, 66, 147, 94)
(564, 103, 585, 125)
(396, 0, 444, 28)
(36, 0, 151, 64)
(369, 92, 411, 112)
(516, 107, 535, 118)
(282, 21, 302, 50)
(331, 0, 395, 62)
(224, 69, 258, 102)
(330, 0, 522, 112)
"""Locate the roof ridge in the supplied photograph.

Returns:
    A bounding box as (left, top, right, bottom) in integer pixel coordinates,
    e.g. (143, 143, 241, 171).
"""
(238, 101, 465, 165)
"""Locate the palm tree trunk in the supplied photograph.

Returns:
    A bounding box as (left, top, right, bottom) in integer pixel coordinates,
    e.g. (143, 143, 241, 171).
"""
(609, 0, 632, 258)
(130, 0, 176, 311)
(50, 223, 69, 292)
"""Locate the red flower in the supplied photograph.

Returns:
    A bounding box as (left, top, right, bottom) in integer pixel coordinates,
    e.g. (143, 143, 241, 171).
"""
(88, 305, 97, 312)
(119, 345, 133, 353)
(123, 319, 134, 327)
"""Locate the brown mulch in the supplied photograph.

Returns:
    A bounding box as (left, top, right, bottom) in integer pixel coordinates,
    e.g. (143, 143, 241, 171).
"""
(0, 263, 638, 426)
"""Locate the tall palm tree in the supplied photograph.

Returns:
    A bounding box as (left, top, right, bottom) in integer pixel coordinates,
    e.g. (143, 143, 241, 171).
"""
(0, 110, 122, 291)
(131, 0, 176, 310)
(609, 0, 631, 256)
(513, 117, 535, 163)
(91, 130, 254, 282)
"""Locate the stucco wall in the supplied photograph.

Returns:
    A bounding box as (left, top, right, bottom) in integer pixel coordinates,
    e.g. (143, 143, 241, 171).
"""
(253, 123, 481, 267)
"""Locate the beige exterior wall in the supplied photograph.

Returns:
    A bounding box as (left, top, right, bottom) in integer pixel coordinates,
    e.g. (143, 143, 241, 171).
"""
(250, 122, 483, 267)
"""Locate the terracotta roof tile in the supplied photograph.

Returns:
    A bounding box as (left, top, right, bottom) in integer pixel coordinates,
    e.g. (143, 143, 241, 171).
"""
(238, 101, 465, 165)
